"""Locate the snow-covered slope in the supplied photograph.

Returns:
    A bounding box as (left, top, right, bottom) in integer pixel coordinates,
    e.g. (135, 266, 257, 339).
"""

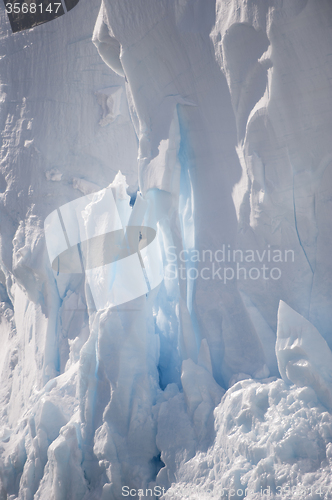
(0, 0, 332, 498)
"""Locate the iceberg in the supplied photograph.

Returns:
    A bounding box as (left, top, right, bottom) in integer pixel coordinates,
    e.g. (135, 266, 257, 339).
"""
(0, 0, 332, 498)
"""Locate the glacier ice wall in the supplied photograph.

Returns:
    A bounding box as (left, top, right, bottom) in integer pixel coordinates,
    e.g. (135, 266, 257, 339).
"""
(1, 0, 332, 499)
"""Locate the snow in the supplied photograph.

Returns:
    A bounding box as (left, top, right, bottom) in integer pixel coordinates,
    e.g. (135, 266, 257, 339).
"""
(276, 300, 332, 411)
(0, 0, 332, 499)
(164, 378, 332, 499)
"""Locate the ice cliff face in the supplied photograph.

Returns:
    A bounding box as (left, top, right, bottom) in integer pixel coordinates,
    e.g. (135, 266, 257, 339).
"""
(1, 0, 332, 499)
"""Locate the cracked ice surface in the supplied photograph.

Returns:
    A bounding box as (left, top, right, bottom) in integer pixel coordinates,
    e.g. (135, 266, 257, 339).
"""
(1, 0, 332, 499)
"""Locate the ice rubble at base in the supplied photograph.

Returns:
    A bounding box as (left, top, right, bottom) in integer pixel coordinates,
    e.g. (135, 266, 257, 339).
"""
(4, 287, 332, 499)
(0, 0, 332, 499)
(3, 172, 332, 499)
(164, 301, 332, 499)
(164, 379, 332, 500)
